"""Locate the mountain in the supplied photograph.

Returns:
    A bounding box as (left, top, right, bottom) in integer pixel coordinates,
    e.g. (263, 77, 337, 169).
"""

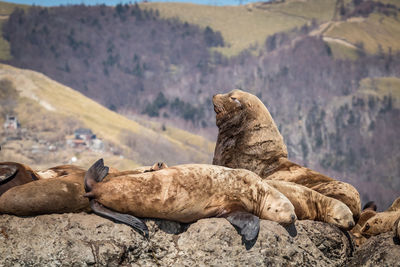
(0, 63, 214, 170)
(0, 0, 399, 209)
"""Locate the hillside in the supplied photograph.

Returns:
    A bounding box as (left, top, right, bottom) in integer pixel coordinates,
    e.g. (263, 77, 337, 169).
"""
(0, 0, 399, 209)
(0, 63, 214, 170)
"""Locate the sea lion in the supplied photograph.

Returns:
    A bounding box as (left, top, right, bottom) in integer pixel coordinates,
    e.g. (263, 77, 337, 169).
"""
(350, 209, 377, 246)
(0, 163, 168, 216)
(361, 210, 400, 237)
(387, 197, 400, 212)
(265, 180, 354, 229)
(0, 164, 89, 215)
(212, 89, 361, 220)
(84, 159, 297, 240)
(0, 162, 40, 196)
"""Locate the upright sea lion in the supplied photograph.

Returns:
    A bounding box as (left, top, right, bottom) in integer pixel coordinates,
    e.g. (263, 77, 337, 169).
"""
(84, 159, 297, 240)
(0, 162, 40, 196)
(212, 89, 361, 220)
(0, 163, 169, 216)
(265, 180, 354, 229)
(361, 210, 400, 237)
(386, 197, 400, 212)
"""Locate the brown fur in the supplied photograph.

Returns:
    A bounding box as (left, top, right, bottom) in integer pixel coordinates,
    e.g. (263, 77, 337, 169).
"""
(394, 216, 400, 240)
(266, 180, 354, 229)
(212, 89, 361, 220)
(361, 210, 400, 236)
(89, 164, 297, 224)
(350, 209, 377, 246)
(0, 165, 88, 215)
(0, 162, 40, 196)
(0, 163, 164, 216)
(386, 197, 400, 212)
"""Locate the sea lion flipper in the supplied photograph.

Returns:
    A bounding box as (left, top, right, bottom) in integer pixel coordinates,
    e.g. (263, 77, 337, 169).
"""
(90, 200, 149, 238)
(144, 162, 169, 173)
(84, 159, 109, 192)
(0, 165, 18, 184)
(225, 211, 260, 242)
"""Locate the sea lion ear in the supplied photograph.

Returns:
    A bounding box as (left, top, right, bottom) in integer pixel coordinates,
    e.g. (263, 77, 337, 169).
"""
(225, 210, 260, 242)
(230, 97, 241, 106)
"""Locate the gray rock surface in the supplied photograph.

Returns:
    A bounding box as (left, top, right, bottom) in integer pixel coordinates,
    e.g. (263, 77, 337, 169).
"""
(347, 232, 400, 267)
(0, 213, 358, 266)
(4, 213, 400, 266)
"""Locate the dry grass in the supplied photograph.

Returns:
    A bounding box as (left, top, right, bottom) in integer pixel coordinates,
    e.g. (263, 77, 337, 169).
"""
(358, 77, 400, 108)
(141, 2, 314, 57)
(0, 63, 214, 167)
(0, 1, 29, 60)
(325, 39, 359, 60)
(324, 14, 400, 54)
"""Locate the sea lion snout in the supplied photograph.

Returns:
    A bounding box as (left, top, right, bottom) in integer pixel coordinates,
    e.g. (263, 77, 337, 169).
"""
(348, 221, 355, 229)
(291, 214, 296, 223)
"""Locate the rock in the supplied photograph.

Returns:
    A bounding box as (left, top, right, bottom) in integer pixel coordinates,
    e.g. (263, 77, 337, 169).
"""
(0, 213, 357, 266)
(346, 232, 400, 267)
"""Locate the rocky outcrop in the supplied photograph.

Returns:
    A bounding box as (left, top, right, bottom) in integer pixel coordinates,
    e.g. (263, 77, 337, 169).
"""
(1, 213, 398, 266)
(347, 232, 400, 266)
(1, 213, 355, 266)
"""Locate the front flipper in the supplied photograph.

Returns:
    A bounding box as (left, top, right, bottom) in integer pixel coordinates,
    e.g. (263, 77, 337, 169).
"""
(0, 165, 18, 184)
(225, 211, 260, 242)
(90, 200, 149, 238)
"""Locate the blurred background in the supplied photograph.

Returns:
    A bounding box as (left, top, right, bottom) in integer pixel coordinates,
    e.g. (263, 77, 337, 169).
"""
(0, 0, 398, 209)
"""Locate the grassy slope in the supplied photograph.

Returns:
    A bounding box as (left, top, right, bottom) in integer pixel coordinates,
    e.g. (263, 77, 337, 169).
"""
(0, 0, 398, 59)
(358, 76, 400, 107)
(0, 63, 214, 166)
(0, 1, 29, 60)
(324, 14, 400, 54)
(141, 1, 336, 57)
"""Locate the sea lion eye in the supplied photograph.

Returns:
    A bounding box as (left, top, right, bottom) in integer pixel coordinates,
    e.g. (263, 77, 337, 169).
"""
(365, 223, 370, 231)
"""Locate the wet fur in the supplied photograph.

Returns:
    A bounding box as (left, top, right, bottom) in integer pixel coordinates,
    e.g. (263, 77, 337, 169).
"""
(212, 89, 361, 220)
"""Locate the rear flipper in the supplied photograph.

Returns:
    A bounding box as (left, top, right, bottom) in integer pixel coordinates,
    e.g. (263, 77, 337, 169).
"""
(0, 165, 18, 184)
(225, 211, 260, 242)
(144, 162, 169, 173)
(84, 159, 109, 192)
(90, 200, 149, 238)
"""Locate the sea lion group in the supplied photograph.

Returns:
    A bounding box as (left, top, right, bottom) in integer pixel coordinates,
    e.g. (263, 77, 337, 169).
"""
(0, 89, 398, 244)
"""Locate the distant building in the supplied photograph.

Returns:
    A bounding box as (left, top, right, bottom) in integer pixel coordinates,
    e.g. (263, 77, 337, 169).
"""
(67, 127, 104, 152)
(74, 128, 95, 141)
(3, 115, 19, 131)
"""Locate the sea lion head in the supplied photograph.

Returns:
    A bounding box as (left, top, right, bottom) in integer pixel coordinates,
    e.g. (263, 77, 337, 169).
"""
(213, 89, 271, 128)
(262, 187, 297, 225)
(361, 215, 382, 236)
(325, 202, 355, 230)
(361, 211, 400, 236)
(357, 209, 377, 227)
